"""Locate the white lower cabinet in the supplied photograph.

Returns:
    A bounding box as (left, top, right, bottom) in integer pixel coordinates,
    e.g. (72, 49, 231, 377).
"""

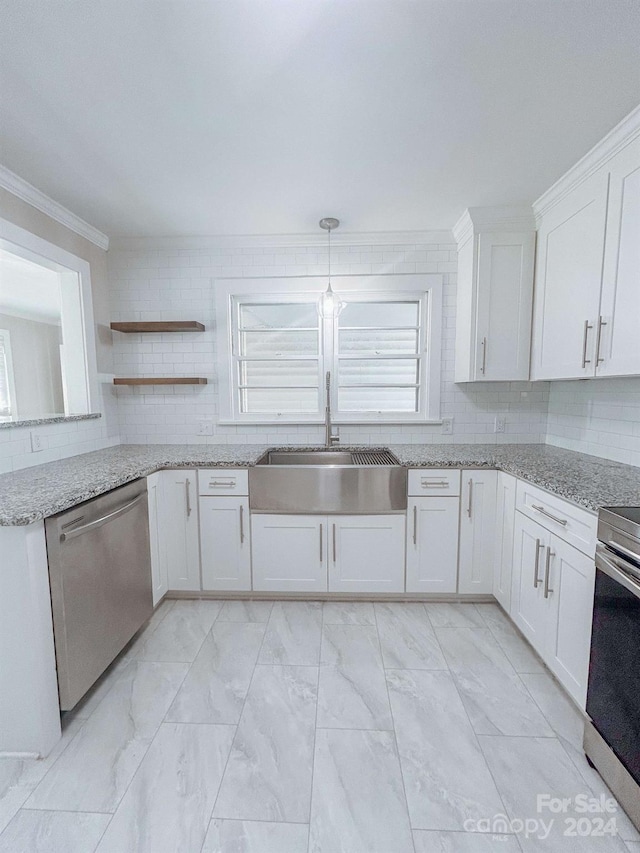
(511, 513, 551, 650)
(329, 515, 405, 593)
(406, 497, 459, 593)
(493, 472, 516, 610)
(147, 471, 168, 605)
(200, 496, 251, 591)
(511, 510, 595, 708)
(458, 470, 497, 594)
(162, 469, 201, 591)
(544, 536, 595, 707)
(251, 513, 406, 593)
(252, 515, 327, 592)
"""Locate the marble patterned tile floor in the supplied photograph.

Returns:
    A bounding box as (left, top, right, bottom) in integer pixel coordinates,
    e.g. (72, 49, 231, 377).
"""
(0, 599, 637, 852)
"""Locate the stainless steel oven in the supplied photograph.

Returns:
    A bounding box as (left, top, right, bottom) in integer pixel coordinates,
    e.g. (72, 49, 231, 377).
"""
(585, 507, 640, 830)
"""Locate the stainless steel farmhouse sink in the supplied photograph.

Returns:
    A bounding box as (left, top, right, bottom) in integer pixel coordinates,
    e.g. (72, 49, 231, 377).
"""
(249, 448, 407, 514)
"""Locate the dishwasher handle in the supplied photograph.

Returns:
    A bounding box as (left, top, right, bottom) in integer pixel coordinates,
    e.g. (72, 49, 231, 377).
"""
(59, 492, 146, 542)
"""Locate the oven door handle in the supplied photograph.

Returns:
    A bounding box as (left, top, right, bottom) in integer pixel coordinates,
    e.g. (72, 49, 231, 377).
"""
(596, 546, 640, 601)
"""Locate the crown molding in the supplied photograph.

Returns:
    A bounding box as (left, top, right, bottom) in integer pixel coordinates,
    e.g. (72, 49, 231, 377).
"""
(108, 229, 454, 252)
(0, 164, 109, 250)
(453, 206, 536, 247)
(533, 103, 640, 222)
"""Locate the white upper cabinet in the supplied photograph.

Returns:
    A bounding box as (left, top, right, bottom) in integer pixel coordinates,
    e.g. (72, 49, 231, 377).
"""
(597, 136, 640, 377)
(531, 169, 609, 380)
(454, 207, 535, 382)
(531, 108, 640, 381)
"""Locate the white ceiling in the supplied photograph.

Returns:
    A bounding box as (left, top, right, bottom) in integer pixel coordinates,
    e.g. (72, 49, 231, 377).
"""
(0, 1, 639, 238)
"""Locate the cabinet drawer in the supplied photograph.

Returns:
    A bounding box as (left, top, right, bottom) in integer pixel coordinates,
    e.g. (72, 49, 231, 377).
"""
(408, 469, 460, 496)
(516, 480, 597, 556)
(198, 468, 248, 496)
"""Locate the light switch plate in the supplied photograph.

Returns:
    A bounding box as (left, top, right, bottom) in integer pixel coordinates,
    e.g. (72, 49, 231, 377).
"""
(494, 416, 506, 434)
(30, 432, 44, 452)
(441, 417, 453, 435)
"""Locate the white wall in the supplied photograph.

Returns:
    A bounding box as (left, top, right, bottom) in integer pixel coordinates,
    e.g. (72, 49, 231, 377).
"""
(0, 186, 120, 473)
(546, 377, 640, 467)
(108, 235, 549, 446)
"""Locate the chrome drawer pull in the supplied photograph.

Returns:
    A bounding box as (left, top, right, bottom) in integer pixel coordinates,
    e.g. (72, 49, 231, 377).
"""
(544, 547, 555, 599)
(533, 538, 544, 588)
(185, 478, 192, 517)
(239, 504, 244, 544)
(480, 336, 487, 374)
(209, 480, 236, 488)
(531, 504, 567, 526)
(319, 524, 323, 562)
(413, 505, 417, 545)
(421, 480, 449, 488)
(581, 319, 593, 368)
(332, 523, 337, 564)
(467, 479, 473, 518)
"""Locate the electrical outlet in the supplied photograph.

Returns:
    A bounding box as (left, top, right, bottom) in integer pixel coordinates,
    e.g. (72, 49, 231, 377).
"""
(198, 421, 214, 436)
(30, 432, 44, 452)
(441, 417, 453, 435)
(494, 416, 506, 434)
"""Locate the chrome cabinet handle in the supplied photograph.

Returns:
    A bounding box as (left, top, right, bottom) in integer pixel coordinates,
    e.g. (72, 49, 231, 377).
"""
(209, 480, 236, 488)
(533, 538, 544, 588)
(531, 504, 567, 526)
(239, 504, 244, 543)
(421, 480, 449, 488)
(332, 523, 337, 564)
(319, 523, 323, 562)
(185, 478, 192, 517)
(480, 336, 487, 375)
(466, 479, 473, 518)
(544, 547, 555, 598)
(595, 316, 607, 365)
(581, 320, 593, 368)
(413, 505, 417, 545)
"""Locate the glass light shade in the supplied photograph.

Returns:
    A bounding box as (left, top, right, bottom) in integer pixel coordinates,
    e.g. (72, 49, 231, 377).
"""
(317, 284, 344, 319)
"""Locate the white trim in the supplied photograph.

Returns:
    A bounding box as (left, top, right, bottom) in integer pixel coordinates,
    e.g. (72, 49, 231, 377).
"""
(109, 230, 454, 251)
(0, 328, 17, 418)
(453, 206, 536, 247)
(215, 274, 442, 425)
(533, 103, 640, 222)
(0, 216, 99, 417)
(0, 164, 109, 250)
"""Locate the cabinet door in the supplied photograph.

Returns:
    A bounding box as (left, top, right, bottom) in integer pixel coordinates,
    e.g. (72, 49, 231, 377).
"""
(510, 513, 549, 652)
(200, 497, 250, 591)
(531, 169, 609, 379)
(544, 536, 595, 709)
(330, 515, 406, 593)
(475, 231, 535, 381)
(597, 137, 640, 377)
(162, 470, 201, 591)
(251, 515, 327, 592)
(493, 472, 516, 612)
(147, 472, 168, 605)
(458, 470, 497, 594)
(406, 498, 459, 593)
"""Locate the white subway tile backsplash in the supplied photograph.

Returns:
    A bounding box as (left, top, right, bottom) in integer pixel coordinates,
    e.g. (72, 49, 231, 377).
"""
(107, 237, 550, 447)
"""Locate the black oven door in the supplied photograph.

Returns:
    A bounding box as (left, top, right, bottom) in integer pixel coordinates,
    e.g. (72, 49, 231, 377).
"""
(586, 545, 640, 787)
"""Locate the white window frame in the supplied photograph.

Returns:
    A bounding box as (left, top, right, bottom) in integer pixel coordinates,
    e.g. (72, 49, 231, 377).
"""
(0, 216, 98, 419)
(0, 328, 17, 418)
(215, 274, 442, 424)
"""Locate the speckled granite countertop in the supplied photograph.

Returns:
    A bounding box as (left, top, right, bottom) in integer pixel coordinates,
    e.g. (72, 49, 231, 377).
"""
(1, 443, 639, 525)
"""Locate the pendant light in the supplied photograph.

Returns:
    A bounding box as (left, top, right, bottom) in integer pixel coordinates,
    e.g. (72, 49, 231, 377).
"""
(317, 217, 344, 319)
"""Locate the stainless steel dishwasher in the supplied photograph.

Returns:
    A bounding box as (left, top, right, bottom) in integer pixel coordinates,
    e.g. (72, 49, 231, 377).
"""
(45, 480, 153, 710)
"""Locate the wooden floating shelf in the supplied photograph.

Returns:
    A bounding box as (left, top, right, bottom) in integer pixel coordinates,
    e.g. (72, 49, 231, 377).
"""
(110, 321, 205, 333)
(113, 377, 208, 386)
